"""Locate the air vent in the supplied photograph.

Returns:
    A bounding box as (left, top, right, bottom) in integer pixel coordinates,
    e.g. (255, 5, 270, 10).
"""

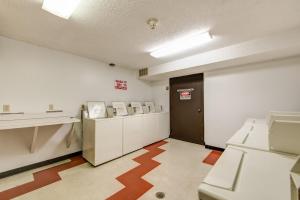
(139, 68, 148, 77)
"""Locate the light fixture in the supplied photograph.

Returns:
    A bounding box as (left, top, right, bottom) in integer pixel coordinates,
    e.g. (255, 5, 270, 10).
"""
(42, 0, 81, 19)
(150, 31, 212, 58)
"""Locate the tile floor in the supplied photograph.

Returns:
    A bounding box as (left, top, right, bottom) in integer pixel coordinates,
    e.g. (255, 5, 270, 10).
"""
(0, 139, 216, 200)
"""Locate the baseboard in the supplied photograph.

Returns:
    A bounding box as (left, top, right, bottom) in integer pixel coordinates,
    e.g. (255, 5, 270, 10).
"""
(0, 151, 82, 179)
(205, 145, 225, 152)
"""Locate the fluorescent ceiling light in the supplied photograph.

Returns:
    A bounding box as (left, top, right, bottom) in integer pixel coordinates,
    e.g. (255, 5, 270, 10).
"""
(42, 0, 81, 19)
(150, 31, 212, 58)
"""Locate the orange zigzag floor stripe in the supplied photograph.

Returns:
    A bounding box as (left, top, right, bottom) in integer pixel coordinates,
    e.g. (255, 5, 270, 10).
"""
(106, 140, 168, 200)
(0, 156, 86, 200)
(202, 150, 222, 166)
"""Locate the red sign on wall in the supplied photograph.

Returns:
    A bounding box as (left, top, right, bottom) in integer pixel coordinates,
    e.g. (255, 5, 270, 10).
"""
(115, 80, 127, 90)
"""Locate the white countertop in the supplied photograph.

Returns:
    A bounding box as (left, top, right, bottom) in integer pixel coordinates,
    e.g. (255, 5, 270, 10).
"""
(0, 113, 80, 130)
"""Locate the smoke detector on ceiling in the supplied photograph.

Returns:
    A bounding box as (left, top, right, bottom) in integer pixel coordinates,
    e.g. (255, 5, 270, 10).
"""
(147, 18, 159, 30)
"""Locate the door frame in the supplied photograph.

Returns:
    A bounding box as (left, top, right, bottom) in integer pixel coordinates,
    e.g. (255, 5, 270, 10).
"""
(169, 73, 205, 145)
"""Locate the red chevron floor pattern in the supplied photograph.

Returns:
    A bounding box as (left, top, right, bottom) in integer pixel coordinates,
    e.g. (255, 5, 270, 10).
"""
(202, 150, 222, 166)
(106, 140, 168, 200)
(0, 156, 86, 200)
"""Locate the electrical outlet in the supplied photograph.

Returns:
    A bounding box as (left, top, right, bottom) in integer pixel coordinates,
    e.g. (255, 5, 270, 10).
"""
(3, 104, 10, 112)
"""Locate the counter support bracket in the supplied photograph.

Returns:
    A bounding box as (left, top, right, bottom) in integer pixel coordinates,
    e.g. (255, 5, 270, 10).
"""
(30, 127, 39, 153)
(66, 123, 75, 148)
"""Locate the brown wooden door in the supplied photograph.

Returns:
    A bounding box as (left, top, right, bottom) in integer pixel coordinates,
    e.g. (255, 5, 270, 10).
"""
(170, 74, 204, 145)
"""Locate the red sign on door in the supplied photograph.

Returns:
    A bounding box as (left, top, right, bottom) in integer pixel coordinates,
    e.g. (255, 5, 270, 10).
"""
(180, 91, 191, 100)
(115, 80, 127, 90)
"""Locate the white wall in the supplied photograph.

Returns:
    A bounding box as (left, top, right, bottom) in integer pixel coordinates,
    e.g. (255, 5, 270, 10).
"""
(204, 56, 300, 148)
(0, 37, 152, 114)
(151, 80, 170, 112)
(150, 56, 300, 149)
(0, 36, 152, 173)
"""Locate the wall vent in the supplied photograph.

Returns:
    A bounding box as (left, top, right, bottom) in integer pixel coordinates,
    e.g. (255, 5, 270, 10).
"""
(139, 68, 148, 77)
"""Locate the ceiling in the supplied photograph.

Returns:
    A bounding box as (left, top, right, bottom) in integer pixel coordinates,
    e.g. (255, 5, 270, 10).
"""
(1, 0, 300, 69)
